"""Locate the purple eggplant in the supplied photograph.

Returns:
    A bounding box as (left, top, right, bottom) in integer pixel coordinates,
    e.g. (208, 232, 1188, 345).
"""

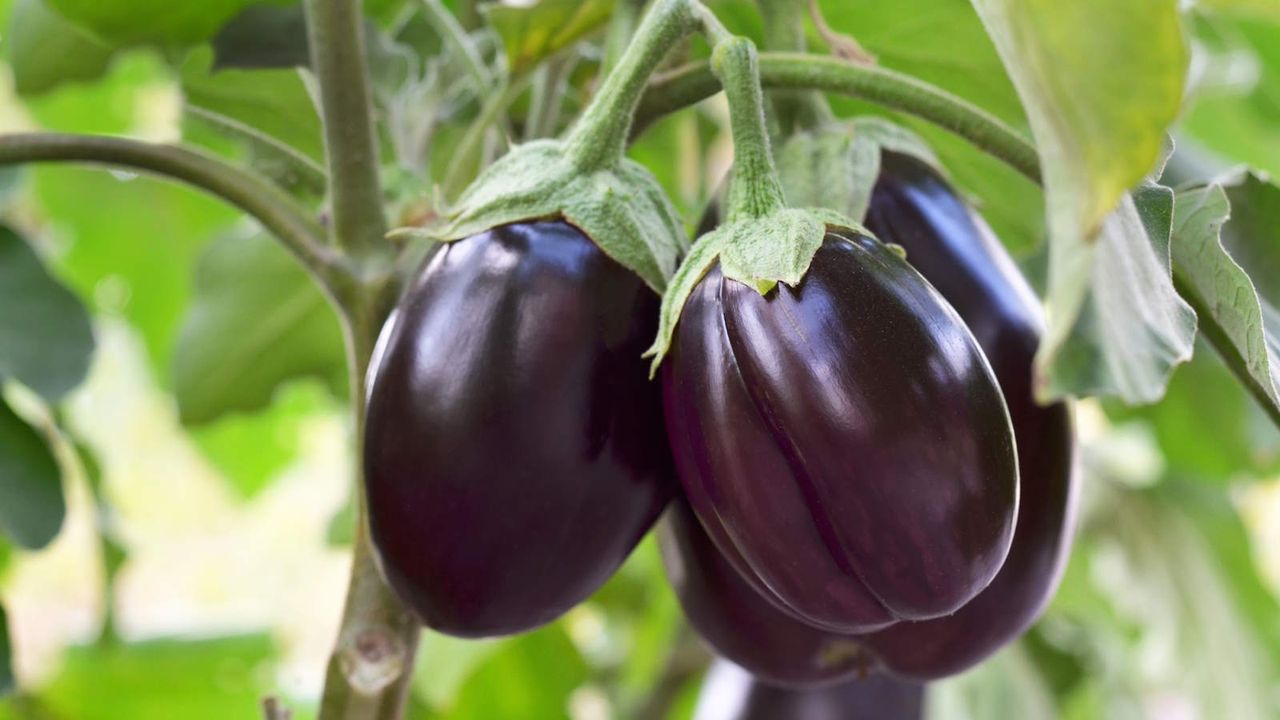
(694, 661, 925, 720)
(660, 499, 874, 687)
(856, 152, 1079, 680)
(363, 220, 674, 637)
(661, 228, 1019, 633)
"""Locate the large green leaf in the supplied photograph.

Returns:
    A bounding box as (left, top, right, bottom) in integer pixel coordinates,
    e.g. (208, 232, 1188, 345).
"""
(0, 601, 12, 697)
(430, 625, 588, 719)
(38, 635, 277, 719)
(0, 396, 63, 550)
(173, 231, 346, 426)
(181, 51, 326, 166)
(0, 224, 94, 404)
(44, 0, 260, 46)
(485, 0, 615, 78)
(971, 0, 1193, 403)
(1034, 185, 1197, 403)
(5, 0, 114, 96)
(1170, 173, 1280, 426)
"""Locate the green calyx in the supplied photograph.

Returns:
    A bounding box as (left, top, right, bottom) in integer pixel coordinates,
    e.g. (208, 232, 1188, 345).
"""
(390, 0, 701, 292)
(644, 37, 867, 372)
(776, 116, 943, 223)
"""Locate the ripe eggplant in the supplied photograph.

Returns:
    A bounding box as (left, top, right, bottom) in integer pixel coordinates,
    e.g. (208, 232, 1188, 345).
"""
(363, 220, 674, 637)
(857, 151, 1079, 679)
(693, 661, 924, 720)
(660, 500, 873, 687)
(662, 228, 1019, 633)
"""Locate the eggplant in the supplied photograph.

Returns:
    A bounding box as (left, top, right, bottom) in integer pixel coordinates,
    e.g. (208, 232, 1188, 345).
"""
(693, 661, 925, 720)
(660, 500, 874, 687)
(661, 228, 1019, 633)
(856, 151, 1079, 679)
(363, 220, 674, 637)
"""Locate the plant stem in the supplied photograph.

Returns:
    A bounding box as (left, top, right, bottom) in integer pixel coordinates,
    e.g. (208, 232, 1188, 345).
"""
(754, 0, 835, 133)
(712, 38, 787, 223)
(634, 52, 1042, 183)
(305, 0, 390, 263)
(304, 2, 419, 718)
(318, 301, 421, 720)
(0, 133, 334, 281)
(564, 0, 700, 170)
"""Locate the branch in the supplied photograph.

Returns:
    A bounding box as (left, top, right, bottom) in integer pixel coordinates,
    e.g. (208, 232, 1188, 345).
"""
(0, 133, 334, 280)
(635, 52, 1042, 184)
(305, 0, 390, 263)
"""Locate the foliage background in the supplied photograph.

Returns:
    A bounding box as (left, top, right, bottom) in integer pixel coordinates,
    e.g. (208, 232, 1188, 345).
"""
(0, 0, 1279, 718)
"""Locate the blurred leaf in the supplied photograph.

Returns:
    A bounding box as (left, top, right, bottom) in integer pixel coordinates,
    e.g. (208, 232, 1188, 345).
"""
(485, 0, 615, 78)
(325, 484, 356, 546)
(432, 625, 587, 719)
(971, 0, 1193, 403)
(1170, 174, 1280, 427)
(21, 50, 170, 135)
(927, 646, 1056, 720)
(181, 51, 326, 165)
(33, 168, 237, 378)
(1182, 16, 1280, 175)
(0, 396, 64, 550)
(1112, 342, 1280, 481)
(191, 380, 337, 498)
(1035, 185, 1196, 403)
(210, 4, 310, 69)
(0, 224, 95, 403)
(43, 0, 267, 47)
(412, 632, 503, 711)
(0, 601, 11, 696)
(5, 0, 115, 96)
(39, 635, 277, 719)
(0, 538, 10, 577)
(1197, 0, 1280, 21)
(173, 231, 346, 425)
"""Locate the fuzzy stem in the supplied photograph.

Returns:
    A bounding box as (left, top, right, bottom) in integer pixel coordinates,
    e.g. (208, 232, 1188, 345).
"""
(0, 133, 334, 282)
(634, 52, 1042, 183)
(713, 39, 788, 222)
(564, 0, 699, 170)
(754, 0, 835, 133)
(305, 0, 389, 262)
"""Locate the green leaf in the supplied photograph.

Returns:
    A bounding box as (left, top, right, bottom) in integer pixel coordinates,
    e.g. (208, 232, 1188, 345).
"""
(0, 600, 12, 697)
(412, 633, 504, 711)
(181, 50, 327, 168)
(5, 0, 114, 96)
(210, 4, 310, 70)
(971, 0, 1192, 403)
(1170, 174, 1280, 426)
(191, 380, 338, 498)
(0, 396, 64, 550)
(0, 224, 94, 404)
(1034, 185, 1196, 403)
(438, 625, 587, 719)
(38, 635, 277, 720)
(485, 0, 615, 78)
(173, 231, 346, 426)
(44, 0, 259, 46)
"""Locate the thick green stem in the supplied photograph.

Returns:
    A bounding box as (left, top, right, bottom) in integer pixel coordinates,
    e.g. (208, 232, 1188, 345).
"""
(564, 0, 700, 170)
(305, 0, 390, 263)
(754, 0, 834, 133)
(713, 39, 787, 222)
(0, 133, 334, 282)
(318, 303, 421, 720)
(634, 53, 1042, 183)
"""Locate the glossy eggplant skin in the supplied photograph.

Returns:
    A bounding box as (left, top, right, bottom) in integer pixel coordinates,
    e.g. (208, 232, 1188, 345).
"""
(662, 230, 1019, 633)
(694, 661, 924, 720)
(363, 220, 674, 638)
(660, 500, 873, 687)
(858, 151, 1080, 679)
